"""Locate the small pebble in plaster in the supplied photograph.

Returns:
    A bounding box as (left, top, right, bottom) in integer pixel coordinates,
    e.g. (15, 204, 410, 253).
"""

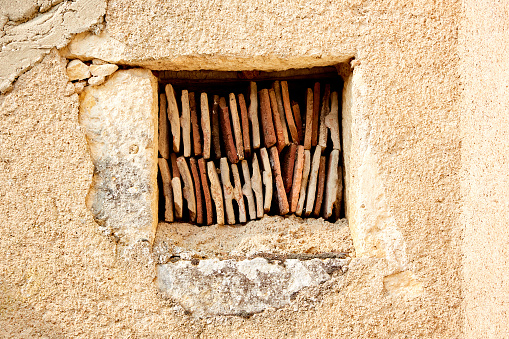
(88, 75, 105, 86)
(73, 80, 87, 94)
(127, 186, 139, 194)
(66, 60, 90, 81)
(350, 59, 361, 68)
(383, 270, 423, 299)
(92, 59, 107, 65)
(129, 144, 139, 154)
(90, 64, 118, 77)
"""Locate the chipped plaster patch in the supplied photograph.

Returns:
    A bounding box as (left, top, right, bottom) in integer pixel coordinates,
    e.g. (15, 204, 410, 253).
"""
(383, 270, 423, 299)
(0, 0, 106, 93)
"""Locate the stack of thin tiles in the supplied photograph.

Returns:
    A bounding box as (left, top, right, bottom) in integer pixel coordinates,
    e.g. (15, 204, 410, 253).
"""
(158, 80, 343, 225)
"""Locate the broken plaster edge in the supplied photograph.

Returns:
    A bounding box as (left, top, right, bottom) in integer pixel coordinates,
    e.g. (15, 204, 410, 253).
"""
(0, 0, 107, 94)
(79, 68, 159, 247)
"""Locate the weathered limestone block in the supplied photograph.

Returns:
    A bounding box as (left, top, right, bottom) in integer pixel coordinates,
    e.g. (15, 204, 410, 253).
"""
(342, 69, 408, 268)
(90, 63, 118, 77)
(88, 75, 105, 86)
(79, 69, 158, 245)
(157, 257, 350, 317)
(73, 80, 87, 94)
(66, 59, 90, 81)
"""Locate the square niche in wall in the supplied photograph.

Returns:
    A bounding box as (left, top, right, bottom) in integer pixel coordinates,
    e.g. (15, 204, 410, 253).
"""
(77, 61, 353, 317)
(153, 66, 353, 317)
(155, 67, 345, 227)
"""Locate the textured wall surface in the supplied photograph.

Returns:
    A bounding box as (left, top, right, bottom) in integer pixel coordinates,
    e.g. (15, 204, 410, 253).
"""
(461, 0, 509, 337)
(1, 0, 506, 337)
(0, 0, 106, 93)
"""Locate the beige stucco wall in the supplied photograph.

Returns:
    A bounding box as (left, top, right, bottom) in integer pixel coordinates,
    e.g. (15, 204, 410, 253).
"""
(461, 0, 509, 337)
(0, 0, 507, 337)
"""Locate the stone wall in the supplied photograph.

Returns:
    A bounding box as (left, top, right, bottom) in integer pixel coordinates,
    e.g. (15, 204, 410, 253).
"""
(0, 0, 507, 337)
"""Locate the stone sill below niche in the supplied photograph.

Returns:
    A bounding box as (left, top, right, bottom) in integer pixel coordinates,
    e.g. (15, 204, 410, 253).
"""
(154, 215, 354, 264)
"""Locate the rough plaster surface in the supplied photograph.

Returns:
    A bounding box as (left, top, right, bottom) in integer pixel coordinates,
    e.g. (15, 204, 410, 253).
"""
(461, 0, 509, 337)
(0, 0, 484, 336)
(79, 68, 158, 245)
(158, 257, 350, 317)
(0, 0, 106, 93)
(61, 0, 358, 70)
